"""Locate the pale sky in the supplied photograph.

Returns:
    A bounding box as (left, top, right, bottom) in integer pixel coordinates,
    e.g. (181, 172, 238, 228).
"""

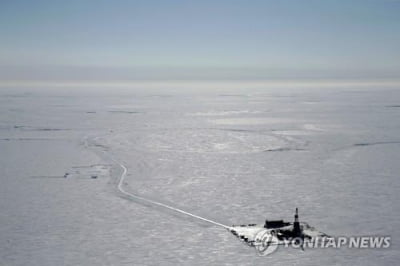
(1, 0, 399, 82)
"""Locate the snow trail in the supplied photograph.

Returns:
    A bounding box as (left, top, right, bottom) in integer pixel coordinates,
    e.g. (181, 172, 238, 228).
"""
(114, 159, 230, 229)
(84, 135, 230, 229)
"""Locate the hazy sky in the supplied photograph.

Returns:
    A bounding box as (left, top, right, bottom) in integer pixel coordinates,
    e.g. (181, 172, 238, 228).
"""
(1, 0, 399, 81)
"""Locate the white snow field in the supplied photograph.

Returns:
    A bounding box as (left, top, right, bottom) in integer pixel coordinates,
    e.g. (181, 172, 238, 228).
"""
(0, 85, 400, 265)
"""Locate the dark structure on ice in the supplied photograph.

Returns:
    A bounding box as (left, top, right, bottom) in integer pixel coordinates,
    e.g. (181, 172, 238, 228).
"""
(293, 207, 301, 236)
(264, 208, 308, 240)
(264, 219, 289, 229)
(231, 208, 329, 249)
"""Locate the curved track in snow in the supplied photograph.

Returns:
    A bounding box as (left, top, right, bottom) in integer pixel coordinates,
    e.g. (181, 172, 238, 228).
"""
(114, 159, 230, 229)
(84, 135, 230, 229)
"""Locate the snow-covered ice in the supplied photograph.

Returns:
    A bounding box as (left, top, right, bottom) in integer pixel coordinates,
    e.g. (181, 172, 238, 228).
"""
(0, 86, 400, 265)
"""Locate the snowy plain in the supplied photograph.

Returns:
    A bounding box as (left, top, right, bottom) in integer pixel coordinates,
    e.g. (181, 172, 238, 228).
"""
(0, 85, 399, 265)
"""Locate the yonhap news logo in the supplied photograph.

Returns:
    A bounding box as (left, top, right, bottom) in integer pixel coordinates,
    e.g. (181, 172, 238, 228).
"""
(254, 231, 391, 256)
